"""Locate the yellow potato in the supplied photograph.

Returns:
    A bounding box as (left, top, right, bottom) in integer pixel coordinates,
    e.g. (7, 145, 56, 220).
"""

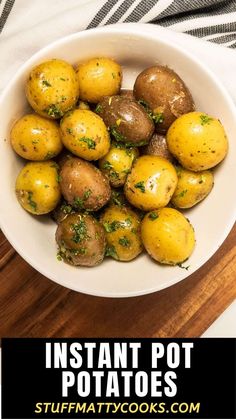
(171, 166, 214, 208)
(60, 109, 110, 160)
(99, 143, 139, 187)
(141, 207, 195, 265)
(10, 114, 63, 160)
(26, 59, 79, 119)
(124, 155, 178, 211)
(76, 57, 122, 103)
(167, 112, 228, 171)
(15, 161, 61, 215)
(100, 205, 143, 262)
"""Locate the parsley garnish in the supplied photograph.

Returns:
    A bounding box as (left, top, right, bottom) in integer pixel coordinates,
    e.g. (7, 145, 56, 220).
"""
(105, 245, 118, 259)
(80, 137, 96, 149)
(66, 128, 73, 134)
(103, 220, 121, 233)
(71, 221, 88, 244)
(95, 104, 102, 113)
(148, 212, 158, 220)
(110, 126, 126, 143)
(152, 113, 164, 124)
(45, 104, 63, 118)
(102, 161, 113, 170)
(119, 236, 130, 247)
(28, 192, 37, 212)
(134, 181, 145, 193)
(42, 80, 51, 87)
(176, 189, 188, 198)
(200, 114, 213, 125)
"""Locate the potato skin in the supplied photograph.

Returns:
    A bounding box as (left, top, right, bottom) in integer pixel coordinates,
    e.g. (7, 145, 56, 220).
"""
(140, 133, 174, 163)
(76, 57, 122, 103)
(60, 109, 110, 161)
(15, 161, 61, 215)
(134, 65, 195, 133)
(52, 201, 75, 223)
(141, 208, 195, 265)
(167, 112, 229, 171)
(26, 59, 79, 119)
(120, 89, 134, 99)
(124, 155, 178, 211)
(96, 95, 154, 146)
(100, 205, 143, 261)
(60, 157, 111, 211)
(56, 213, 106, 267)
(99, 143, 139, 187)
(10, 114, 63, 160)
(171, 166, 214, 209)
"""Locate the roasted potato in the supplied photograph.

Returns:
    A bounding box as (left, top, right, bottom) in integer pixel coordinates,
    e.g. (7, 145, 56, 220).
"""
(134, 65, 195, 133)
(77, 100, 90, 110)
(171, 166, 214, 209)
(141, 207, 195, 265)
(99, 143, 139, 187)
(56, 213, 106, 266)
(120, 89, 134, 99)
(124, 155, 178, 211)
(96, 95, 154, 146)
(15, 161, 61, 215)
(140, 133, 174, 162)
(100, 205, 143, 261)
(60, 157, 111, 211)
(167, 112, 229, 171)
(10, 114, 63, 160)
(76, 57, 122, 103)
(26, 59, 79, 119)
(60, 109, 110, 160)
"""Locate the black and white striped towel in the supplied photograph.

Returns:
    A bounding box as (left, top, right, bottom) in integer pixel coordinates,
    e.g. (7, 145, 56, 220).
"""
(0, 0, 235, 92)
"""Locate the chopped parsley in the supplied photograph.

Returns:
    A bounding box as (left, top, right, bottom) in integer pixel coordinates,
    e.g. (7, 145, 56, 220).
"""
(110, 190, 125, 207)
(152, 112, 164, 124)
(125, 218, 132, 227)
(66, 128, 73, 134)
(61, 204, 73, 214)
(45, 104, 63, 118)
(176, 189, 188, 198)
(148, 212, 158, 220)
(27, 191, 37, 212)
(102, 160, 113, 170)
(56, 174, 62, 183)
(44, 151, 56, 160)
(42, 80, 51, 87)
(110, 126, 126, 143)
(103, 220, 121, 233)
(79, 137, 96, 149)
(71, 220, 88, 244)
(200, 114, 213, 125)
(95, 104, 102, 114)
(138, 99, 164, 124)
(119, 236, 130, 247)
(105, 245, 118, 259)
(73, 190, 91, 209)
(134, 181, 145, 193)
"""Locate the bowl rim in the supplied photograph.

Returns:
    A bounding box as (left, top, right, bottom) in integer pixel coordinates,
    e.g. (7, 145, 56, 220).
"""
(1, 22, 236, 298)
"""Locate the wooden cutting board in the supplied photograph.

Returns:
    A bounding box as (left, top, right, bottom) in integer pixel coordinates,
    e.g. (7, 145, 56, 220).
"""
(0, 225, 236, 338)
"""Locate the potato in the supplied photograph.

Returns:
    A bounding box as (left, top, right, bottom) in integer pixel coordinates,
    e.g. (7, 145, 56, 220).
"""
(96, 95, 154, 146)
(52, 201, 75, 223)
(141, 208, 195, 265)
(60, 109, 110, 160)
(124, 155, 178, 211)
(77, 100, 90, 110)
(15, 161, 61, 215)
(76, 57, 122, 103)
(140, 133, 174, 162)
(171, 166, 214, 209)
(99, 143, 139, 187)
(120, 89, 134, 99)
(26, 59, 79, 119)
(167, 112, 229, 171)
(10, 114, 63, 160)
(100, 205, 143, 261)
(134, 65, 195, 133)
(56, 213, 106, 267)
(60, 157, 111, 211)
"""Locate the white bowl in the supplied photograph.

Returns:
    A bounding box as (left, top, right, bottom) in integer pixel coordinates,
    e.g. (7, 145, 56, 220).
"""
(1, 24, 236, 298)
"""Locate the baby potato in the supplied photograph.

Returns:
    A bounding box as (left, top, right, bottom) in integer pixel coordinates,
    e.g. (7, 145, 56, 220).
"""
(60, 157, 111, 211)
(124, 155, 178, 211)
(76, 57, 122, 103)
(100, 205, 143, 262)
(141, 207, 195, 265)
(10, 114, 63, 161)
(97, 95, 154, 146)
(140, 133, 175, 163)
(26, 59, 79, 119)
(99, 143, 139, 187)
(167, 112, 228, 171)
(134, 65, 195, 133)
(60, 109, 110, 160)
(171, 166, 214, 209)
(56, 213, 106, 267)
(15, 161, 61, 215)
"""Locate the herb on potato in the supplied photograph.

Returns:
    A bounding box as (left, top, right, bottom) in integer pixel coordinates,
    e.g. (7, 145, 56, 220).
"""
(134, 181, 145, 193)
(79, 137, 96, 149)
(42, 80, 52, 87)
(105, 245, 118, 258)
(148, 212, 158, 220)
(27, 191, 37, 212)
(200, 114, 213, 125)
(103, 220, 121, 233)
(119, 236, 130, 247)
(45, 104, 63, 118)
(71, 220, 88, 243)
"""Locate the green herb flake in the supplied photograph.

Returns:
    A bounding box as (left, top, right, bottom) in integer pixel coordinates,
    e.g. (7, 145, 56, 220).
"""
(57, 252, 63, 261)
(176, 189, 188, 198)
(71, 220, 88, 244)
(42, 80, 52, 87)
(148, 212, 158, 220)
(110, 126, 126, 143)
(66, 128, 73, 134)
(102, 160, 113, 170)
(103, 220, 121, 233)
(45, 104, 63, 118)
(60, 77, 66, 81)
(134, 181, 145, 193)
(125, 218, 132, 227)
(56, 174, 62, 183)
(61, 204, 73, 214)
(152, 112, 164, 124)
(27, 192, 37, 212)
(73, 197, 84, 209)
(200, 114, 213, 125)
(79, 137, 96, 149)
(105, 245, 118, 259)
(119, 236, 130, 247)
(95, 103, 102, 113)
(83, 189, 92, 200)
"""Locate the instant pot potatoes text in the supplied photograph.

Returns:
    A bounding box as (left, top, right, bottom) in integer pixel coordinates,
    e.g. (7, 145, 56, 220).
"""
(9, 56, 228, 270)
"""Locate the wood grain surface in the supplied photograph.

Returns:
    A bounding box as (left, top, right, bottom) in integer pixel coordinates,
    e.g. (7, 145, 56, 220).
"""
(0, 225, 236, 338)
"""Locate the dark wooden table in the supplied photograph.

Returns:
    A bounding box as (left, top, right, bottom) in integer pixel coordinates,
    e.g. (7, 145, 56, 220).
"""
(0, 225, 236, 338)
